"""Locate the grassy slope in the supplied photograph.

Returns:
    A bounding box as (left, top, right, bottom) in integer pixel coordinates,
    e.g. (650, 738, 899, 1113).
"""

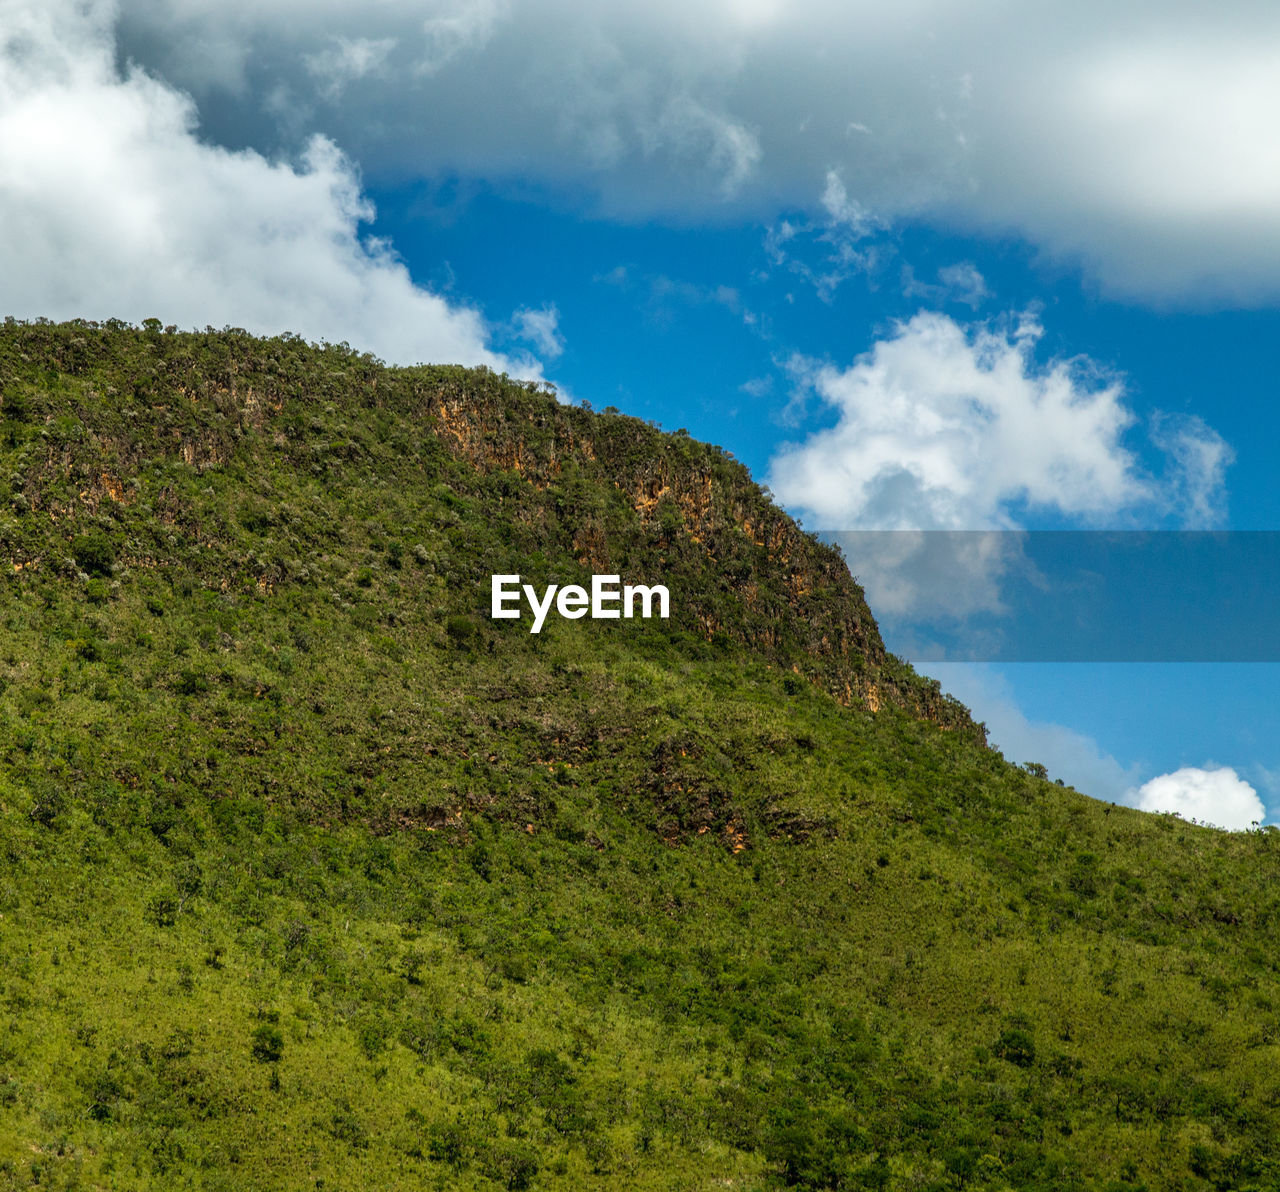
(0, 321, 1278, 1192)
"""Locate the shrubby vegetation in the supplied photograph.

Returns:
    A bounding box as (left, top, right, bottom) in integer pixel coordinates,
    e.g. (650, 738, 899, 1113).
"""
(0, 320, 1277, 1189)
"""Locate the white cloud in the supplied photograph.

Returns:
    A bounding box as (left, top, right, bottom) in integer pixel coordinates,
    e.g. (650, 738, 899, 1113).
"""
(937, 265, 987, 304)
(511, 305, 565, 360)
(0, 0, 538, 374)
(921, 669, 1269, 828)
(820, 170, 877, 238)
(770, 311, 1230, 618)
(901, 262, 989, 308)
(1150, 413, 1236, 529)
(760, 173, 886, 302)
(1130, 766, 1264, 831)
(768, 310, 1222, 531)
(108, 0, 1280, 301)
(654, 95, 763, 200)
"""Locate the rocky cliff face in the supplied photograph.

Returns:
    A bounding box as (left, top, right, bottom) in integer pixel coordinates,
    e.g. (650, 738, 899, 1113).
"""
(0, 320, 981, 740)
(422, 372, 981, 740)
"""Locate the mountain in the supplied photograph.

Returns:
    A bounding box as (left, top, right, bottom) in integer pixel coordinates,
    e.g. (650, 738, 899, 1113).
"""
(0, 319, 1277, 1191)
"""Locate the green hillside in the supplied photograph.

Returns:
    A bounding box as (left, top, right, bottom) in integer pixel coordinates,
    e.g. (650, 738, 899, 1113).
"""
(0, 319, 1277, 1191)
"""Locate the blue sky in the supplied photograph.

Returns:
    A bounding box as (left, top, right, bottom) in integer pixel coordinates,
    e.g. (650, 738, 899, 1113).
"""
(6, 0, 1280, 828)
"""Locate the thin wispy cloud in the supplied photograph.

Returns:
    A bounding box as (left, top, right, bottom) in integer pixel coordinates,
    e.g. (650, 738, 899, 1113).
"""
(304, 36, 397, 100)
(764, 178, 887, 303)
(924, 663, 1142, 802)
(511, 305, 565, 360)
(903, 263, 990, 309)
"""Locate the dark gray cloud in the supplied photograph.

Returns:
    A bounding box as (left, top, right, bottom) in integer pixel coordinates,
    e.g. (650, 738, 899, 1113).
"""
(110, 0, 1280, 302)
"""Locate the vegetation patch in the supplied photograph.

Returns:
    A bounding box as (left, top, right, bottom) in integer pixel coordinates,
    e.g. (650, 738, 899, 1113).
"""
(0, 320, 1276, 1190)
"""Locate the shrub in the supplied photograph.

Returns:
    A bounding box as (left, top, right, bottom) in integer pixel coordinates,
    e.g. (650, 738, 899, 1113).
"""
(446, 615, 476, 646)
(28, 785, 66, 829)
(86, 1070, 124, 1121)
(145, 892, 179, 927)
(4, 391, 30, 422)
(250, 1023, 284, 1064)
(329, 1103, 369, 1149)
(993, 1027, 1036, 1068)
(481, 1139, 539, 1190)
(176, 669, 209, 696)
(427, 1122, 468, 1168)
(72, 532, 115, 576)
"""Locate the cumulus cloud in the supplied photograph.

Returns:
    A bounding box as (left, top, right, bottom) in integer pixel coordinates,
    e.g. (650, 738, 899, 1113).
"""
(108, 0, 1280, 301)
(923, 670, 1267, 828)
(770, 310, 1230, 617)
(0, 0, 536, 373)
(1130, 766, 1264, 831)
(768, 310, 1222, 531)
